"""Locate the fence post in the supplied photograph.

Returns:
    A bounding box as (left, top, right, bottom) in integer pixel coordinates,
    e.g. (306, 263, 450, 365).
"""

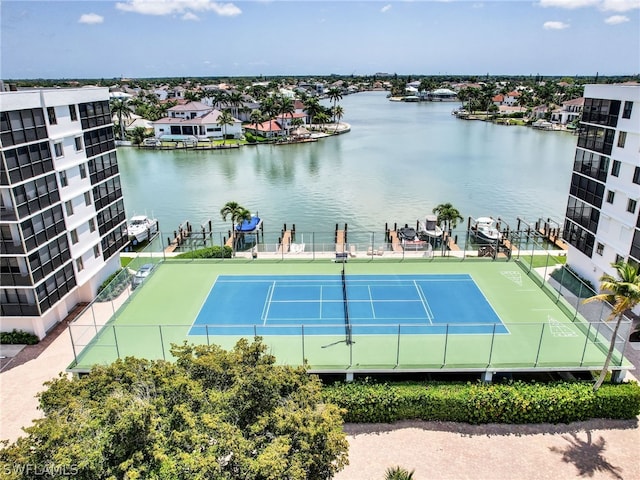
(534, 323, 545, 367)
(68, 326, 77, 364)
(487, 323, 497, 367)
(206, 325, 210, 346)
(580, 323, 591, 367)
(113, 325, 121, 359)
(158, 325, 166, 360)
(443, 324, 449, 367)
(396, 324, 401, 367)
(301, 325, 305, 365)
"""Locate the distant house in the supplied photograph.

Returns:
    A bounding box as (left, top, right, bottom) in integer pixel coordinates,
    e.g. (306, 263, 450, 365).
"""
(503, 91, 521, 107)
(429, 88, 457, 101)
(152, 101, 242, 140)
(550, 97, 584, 124)
(244, 119, 284, 139)
(492, 94, 505, 106)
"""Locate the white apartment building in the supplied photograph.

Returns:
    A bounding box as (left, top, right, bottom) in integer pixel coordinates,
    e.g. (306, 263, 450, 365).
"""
(1, 88, 127, 338)
(563, 84, 640, 291)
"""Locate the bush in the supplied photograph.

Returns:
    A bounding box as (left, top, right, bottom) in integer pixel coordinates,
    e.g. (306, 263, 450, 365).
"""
(550, 265, 595, 298)
(96, 268, 131, 302)
(174, 245, 232, 259)
(322, 380, 640, 424)
(0, 329, 39, 345)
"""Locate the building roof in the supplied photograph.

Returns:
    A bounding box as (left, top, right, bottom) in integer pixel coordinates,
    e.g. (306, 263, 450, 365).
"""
(167, 101, 211, 112)
(562, 97, 585, 106)
(245, 120, 283, 133)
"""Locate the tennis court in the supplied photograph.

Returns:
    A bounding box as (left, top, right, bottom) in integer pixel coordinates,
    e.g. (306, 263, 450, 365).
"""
(190, 272, 507, 337)
(68, 259, 632, 376)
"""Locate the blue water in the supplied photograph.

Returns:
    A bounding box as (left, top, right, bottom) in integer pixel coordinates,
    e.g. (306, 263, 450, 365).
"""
(117, 91, 577, 240)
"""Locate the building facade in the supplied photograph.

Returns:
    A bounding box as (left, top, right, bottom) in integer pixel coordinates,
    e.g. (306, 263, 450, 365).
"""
(1, 88, 127, 338)
(563, 84, 640, 291)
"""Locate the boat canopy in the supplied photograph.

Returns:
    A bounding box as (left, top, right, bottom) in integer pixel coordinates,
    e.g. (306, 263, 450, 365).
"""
(236, 215, 262, 232)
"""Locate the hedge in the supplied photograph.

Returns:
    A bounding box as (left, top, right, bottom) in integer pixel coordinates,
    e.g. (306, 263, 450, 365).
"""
(174, 245, 232, 259)
(322, 380, 640, 424)
(0, 329, 39, 345)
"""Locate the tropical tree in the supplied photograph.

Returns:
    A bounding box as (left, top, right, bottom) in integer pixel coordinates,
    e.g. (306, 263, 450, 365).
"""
(129, 126, 150, 147)
(220, 201, 251, 254)
(0, 339, 349, 479)
(432, 203, 464, 232)
(327, 86, 343, 111)
(217, 109, 235, 146)
(226, 91, 245, 118)
(110, 98, 134, 141)
(260, 96, 277, 138)
(277, 95, 295, 136)
(583, 262, 640, 391)
(333, 105, 344, 130)
(304, 96, 322, 130)
(385, 466, 415, 479)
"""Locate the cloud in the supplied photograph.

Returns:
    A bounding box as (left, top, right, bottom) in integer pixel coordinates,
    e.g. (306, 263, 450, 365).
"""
(601, 0, 640, 12)
(604, 13, 630, 22)
(381, 4, 392, 13)
(115, 0, 241, 17)
(543, 20, 570, 29)
(182, 11, 199, 20)
(78, 13, 104, 24)
(539, 0, 600, 8)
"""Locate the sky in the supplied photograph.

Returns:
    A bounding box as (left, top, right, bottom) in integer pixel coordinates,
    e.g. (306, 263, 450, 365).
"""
(1, 0, 639, 79)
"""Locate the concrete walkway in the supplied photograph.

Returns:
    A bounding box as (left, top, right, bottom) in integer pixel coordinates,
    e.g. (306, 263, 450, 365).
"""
(1, 296, 638, 479)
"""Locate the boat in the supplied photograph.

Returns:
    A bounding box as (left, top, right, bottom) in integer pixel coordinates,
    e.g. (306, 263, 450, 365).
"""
(418, 214, 444, 244)
(471, 217, 502, 243)
(127, 215, 158, 244)
(234, 214, 262, 249)
(235, 214, 262, 234)
(397, 225, 427, 251)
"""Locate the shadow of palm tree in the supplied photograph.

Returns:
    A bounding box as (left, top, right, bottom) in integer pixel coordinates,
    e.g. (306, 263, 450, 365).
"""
(549, 431, 623, 479)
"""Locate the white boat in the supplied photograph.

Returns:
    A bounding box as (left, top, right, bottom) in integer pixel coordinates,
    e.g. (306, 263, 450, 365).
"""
(471, 217, 502, 243)
(418, 214, 444, 242)
(127, 215, 158, 244)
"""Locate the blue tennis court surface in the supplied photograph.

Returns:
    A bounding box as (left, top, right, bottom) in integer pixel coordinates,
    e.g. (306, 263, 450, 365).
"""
(189, 274, 508, 336)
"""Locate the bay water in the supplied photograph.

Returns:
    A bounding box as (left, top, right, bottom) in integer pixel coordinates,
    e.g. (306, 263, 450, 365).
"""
(116, 91, 577, 243)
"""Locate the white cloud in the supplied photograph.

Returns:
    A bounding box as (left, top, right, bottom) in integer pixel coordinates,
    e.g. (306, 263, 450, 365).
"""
(604, 13, 630, 22)
(115, 0, 241, 17)
(539, 0, 600, 8)
(78, 13, 104, 24)
(381, 4, 392, 13)
(543, 20, 570, 29)
(182, 11, 199, 20)
(601, 0, 640, 12)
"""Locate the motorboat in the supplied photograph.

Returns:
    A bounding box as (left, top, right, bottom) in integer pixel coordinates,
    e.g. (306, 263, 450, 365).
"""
(127, 215, 158, 244)
(397, 225, 427, 251)
(418, 214, 444, 243)
(471, 217, 502, 243)
(234, 214, 262, 250)
(235, 214, 262, 233)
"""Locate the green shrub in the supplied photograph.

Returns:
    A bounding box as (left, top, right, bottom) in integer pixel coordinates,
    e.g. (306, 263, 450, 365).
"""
(96, 268, 131, 302)
(549, 265, 595, 298)
(174, 245, 232, 259)
(0, 329, 39, 345)
(322, 380, 640, 424)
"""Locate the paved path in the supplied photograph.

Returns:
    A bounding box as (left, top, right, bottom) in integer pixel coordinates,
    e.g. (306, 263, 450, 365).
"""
(1, 294, 639, 479)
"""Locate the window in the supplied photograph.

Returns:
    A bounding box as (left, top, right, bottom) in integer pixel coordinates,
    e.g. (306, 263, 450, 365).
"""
(76, 257, 84, 272)
(54, 142, 63, 157)
(617, 131, 626, 148)
(622, 101, 633, 119)
(611, 160, 621, 177)
(47, 107, 57, 125)
(65, 200, 73, 216)
(633, 167, 640, 185)
(606, 191, 615, 203)
(70, 229, 79, 244)
(59, 170, 68, 187)
(79, 163, 86, 179)
(93, 245, 101, 258)
(89, 218, 96, 232)
(84, 191, 91, 206)
(615, 254, 624, 264)
(628, 199, 638, 214)
(74, 136, 83, 151)
(69, 105, 78, 122)
(596, 243, 604, 256)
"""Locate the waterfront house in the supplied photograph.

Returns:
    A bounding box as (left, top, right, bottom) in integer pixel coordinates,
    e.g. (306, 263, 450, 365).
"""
(550, 97, 584, 125)
(152, 102, 242, 140)
(244, 120, 285, 139)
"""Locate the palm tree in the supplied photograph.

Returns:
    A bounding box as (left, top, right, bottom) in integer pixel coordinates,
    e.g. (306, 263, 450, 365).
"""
(217, 110, 235, 146)
(226, 91, 245, 118)
(220, 202, 251, 255)
(384, 466, 415, 479)
(277, 95, 295, 137)
(432, 203, 464, 232)
(110, 98, 134, 141)
(260, 96, 277, 139)
(333, 105, 344, 130)
(327, 86, 343, 111)
(304, 96, 322, 130)
(583, 262, 640, 391)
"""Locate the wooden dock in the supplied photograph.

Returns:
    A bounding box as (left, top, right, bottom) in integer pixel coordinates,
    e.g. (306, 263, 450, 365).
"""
(388, 231, 403, 252)
(538, 228, 569, 250)
(278, 230, 292, 253)
(335, 229, 346, 253)
(444, 233, 460, 251)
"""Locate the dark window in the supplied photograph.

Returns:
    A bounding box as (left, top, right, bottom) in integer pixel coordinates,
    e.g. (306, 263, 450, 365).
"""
(617, 131, 626, 148)
(54, 142, 63, 157)
(607, 191, 615, 204)
(631, 230, 640, 261)
(59, 170, 68, 187)
(611, 160, 621, 177)
(569, 173, 605, 208)
(596, 243, 604, 256)
(577, 125, 615, 155)
(74, 137, 83, 151)
(565, 197, 600, 232)
(563, 220, 595, 257)
(633, 167, 640, 185)
(0, 108, 48, 147)
(582, 98, 620, 127)
(47, 107, 57, 125)
(622, 101, 633, 119)
(628, 199, 638, 214)
(573, 149, 608, 182)
(69, 105, 78, 122)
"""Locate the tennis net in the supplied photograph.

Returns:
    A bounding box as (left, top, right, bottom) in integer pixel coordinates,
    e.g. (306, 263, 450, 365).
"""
(341, 265, 353, 345)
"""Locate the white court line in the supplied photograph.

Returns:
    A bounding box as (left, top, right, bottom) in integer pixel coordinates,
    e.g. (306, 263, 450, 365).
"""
(414, 281, 434, 324)
(368, 285, 377, 320)
(261, 281, 276, 326)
